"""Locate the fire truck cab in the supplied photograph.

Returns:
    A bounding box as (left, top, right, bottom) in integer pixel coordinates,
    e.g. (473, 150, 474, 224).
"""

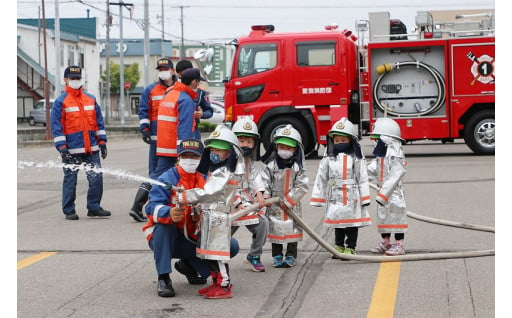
(223, 11, 495, 155)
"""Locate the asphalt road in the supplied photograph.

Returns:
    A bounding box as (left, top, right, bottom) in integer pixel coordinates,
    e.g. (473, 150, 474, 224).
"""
(16, 137, 496, 318)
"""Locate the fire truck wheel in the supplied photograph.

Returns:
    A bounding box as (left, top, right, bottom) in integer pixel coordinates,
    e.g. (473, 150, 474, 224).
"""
(463, 110, 495, 155)
(261, 117, 314, 157)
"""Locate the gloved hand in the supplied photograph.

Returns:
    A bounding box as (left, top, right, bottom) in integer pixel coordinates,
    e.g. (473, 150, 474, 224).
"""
(99, 144, 107, 159)
(58, 145, 73, 163)
(142, 128, 151, 144)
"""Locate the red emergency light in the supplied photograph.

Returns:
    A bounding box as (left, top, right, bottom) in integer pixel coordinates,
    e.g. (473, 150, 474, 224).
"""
(251, 25, 275, 32)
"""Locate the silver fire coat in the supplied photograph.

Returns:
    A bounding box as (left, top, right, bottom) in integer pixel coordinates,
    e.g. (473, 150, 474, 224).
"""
(265, 160, 309, 244)
(179, 158, 245, 261)
(232, 157, 270, 226)
(310, 152, 372, 228)
(367, 135, 408, 234)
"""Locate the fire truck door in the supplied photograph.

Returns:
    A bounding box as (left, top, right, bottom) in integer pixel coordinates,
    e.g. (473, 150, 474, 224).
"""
(294, 41, 342, 106)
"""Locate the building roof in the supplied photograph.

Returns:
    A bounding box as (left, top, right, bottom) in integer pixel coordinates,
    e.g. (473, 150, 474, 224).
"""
(17, 18, 97, 40)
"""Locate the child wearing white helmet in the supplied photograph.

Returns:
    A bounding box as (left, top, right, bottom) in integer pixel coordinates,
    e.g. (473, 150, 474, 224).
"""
(367, 117, 408, 256)
(231, 117, 271, 272)
(176, 125, 244, 299)
(261, 124, 309, 268)
(310, 117, 372, 257)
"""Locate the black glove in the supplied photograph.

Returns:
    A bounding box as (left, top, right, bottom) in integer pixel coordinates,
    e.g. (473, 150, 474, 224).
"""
(58, 146, 73, 163)
(100, 144, 107, 160)
(142, 129, 151, 144)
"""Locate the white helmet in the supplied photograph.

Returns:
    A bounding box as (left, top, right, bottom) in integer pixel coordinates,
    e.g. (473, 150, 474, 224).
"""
(272, 124, 302, 145)
(232, 117, 260, 139)
(328, 117, 358, 139)
(204, 125, 240, 149)
(371, 117, 404, 141)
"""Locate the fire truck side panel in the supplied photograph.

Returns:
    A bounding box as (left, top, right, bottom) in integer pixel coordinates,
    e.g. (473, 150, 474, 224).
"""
(448, 38, 495, 138)
(368, 39, 451, 140)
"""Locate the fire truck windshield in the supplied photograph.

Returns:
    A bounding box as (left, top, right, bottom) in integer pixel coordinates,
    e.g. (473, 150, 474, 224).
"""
(237, 43, 277, 77)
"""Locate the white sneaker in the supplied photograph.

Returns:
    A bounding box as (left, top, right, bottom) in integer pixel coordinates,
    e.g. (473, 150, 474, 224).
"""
(370, 241, 392, 253)
(385, 244, 405, 256)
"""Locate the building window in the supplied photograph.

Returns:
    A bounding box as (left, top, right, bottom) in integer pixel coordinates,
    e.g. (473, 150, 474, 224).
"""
(67, 45, 74, 65)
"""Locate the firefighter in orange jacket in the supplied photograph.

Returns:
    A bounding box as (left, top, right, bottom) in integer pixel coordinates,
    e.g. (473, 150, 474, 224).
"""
(129, 57, 177, 222)
(153, 68, 205, 178)
(51, 65, 110, 221)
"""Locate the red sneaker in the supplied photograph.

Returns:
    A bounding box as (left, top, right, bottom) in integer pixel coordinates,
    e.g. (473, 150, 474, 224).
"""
(203, 284, 233, 299)
(198, 281, 217, 296)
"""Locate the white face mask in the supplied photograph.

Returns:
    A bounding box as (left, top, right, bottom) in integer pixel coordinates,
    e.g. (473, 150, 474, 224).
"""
(180, 158, 200, 173)
(158, 70, 172, 81)
(277, 149, 294, 160)
(68, 80, 82, 90)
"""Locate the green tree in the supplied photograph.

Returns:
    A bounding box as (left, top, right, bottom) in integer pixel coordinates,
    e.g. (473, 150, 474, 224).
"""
(101, 61, 140, 94)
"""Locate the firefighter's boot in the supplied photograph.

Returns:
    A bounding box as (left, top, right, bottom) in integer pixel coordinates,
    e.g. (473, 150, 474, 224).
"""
(129, 182, 151, 222)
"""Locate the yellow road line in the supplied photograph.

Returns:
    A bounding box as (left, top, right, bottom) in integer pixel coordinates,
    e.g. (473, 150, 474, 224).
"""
(17, 252, 57, 270)
(367, 261, 402, 318)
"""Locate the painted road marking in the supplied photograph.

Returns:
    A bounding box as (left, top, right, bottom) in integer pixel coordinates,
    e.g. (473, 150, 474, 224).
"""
(367, 261, 402, 318)
(17, 252, 57, 270)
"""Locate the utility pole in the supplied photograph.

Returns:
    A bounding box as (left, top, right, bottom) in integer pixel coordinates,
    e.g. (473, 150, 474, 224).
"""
(180, 6, 184, 59)
(109, 1, 133, 126)
(144, 0, 150, 86)
(54, 0, 61, 97)
(41, 0, 51, 140)
(105, 1, 111, 124)
(161, 0, 165, 57)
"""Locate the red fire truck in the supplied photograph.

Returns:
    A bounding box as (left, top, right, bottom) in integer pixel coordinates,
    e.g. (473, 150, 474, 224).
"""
(222, 11, 495, 155)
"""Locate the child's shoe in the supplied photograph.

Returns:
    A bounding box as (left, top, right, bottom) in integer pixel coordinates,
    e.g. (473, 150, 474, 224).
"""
(198, 281, 217, 296)
(272, 254, 284, 268)
(385, 244, 405, 256)
(203, 284, 233, 299)
(343, 247, 356, 254)
(283, 255, 296, 267)
(371, 241, 392, 254)
(331, 245, 345, 259)
(246, 254, 266, 272)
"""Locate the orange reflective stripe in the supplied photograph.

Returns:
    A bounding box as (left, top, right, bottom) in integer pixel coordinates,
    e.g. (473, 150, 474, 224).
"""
(379, 158, 385, 182)
(324, 217, 371, 224)
(310, 197, 326, 203)
(377, 224, 408, 229)
(377, 193, 389, 202)
(361, 195, 371, 201)
(196, 248, 230, 257)
(267, 233, 303, 240)
(228, 180, 239, 186)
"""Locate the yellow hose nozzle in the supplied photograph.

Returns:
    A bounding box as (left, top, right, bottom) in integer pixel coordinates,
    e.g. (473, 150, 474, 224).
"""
(376, 63, 393, 75)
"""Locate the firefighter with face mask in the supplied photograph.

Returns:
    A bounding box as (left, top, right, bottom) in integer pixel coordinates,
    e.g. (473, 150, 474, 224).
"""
(176, 125, 244, 299)
(261, 124, 309, 268)
(367, 117, 408, 256)
(310, 118, 371, 257)
(231, 117, 270, 272)
(144, 138, 212, 297)
(130, 57, 178, 222)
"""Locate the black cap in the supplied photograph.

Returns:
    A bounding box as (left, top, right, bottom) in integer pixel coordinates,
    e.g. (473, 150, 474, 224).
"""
(178, 138, 205, 156)
(156, 57, 174, 69)
(181, 68, 206, 82)
(64, 66, 82, 78)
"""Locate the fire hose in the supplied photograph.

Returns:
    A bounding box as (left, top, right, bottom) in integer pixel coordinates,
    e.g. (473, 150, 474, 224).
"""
(178, 189, 493, 262)
(278, 185, 494, 262)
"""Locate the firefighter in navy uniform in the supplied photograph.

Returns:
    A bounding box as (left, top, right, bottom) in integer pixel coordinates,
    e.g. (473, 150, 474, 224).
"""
(129, 57, 177, 222)
(174, 59, 213, 140)
(51, 65, 110, 220)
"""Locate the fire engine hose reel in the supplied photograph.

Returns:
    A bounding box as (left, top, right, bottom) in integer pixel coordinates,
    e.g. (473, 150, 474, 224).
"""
(373, 61, 446, 117)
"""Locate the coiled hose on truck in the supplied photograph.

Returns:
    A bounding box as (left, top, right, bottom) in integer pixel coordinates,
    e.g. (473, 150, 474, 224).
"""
(373, 61, 446, 117)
